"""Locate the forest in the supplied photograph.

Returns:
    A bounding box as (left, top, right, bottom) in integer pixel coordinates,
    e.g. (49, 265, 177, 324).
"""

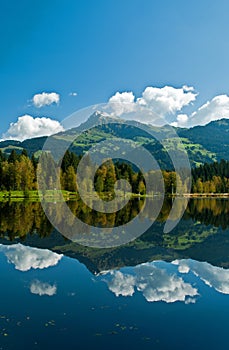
(1, 149, 229, 196)
(191, 159, 229, 193)
(0, 149, 178, 196)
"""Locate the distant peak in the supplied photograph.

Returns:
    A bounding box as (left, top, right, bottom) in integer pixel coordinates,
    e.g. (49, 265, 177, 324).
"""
(76, 110, 122, 132)
(85, 110, 121, 124)
(93, 110, 110, 117)
(90, 110, 119, 120)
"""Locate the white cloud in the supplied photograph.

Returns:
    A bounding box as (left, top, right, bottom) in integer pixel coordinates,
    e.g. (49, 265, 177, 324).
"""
(137, 85, 197, 116)
(2, 115, 64, 141)
(108, 87, 229, 127)
(109, 91, 136, 116)
(189, 95, 229, 126)
(173, 94, 229, 127)
(30, 280, 57, 296)
(106, 262, 198, 303)
(33, 92, 60, 108)
(69, 92, 78, 96)
(182, 85, 195, 92)
(173, 259, 229, 294)
(171, 114, 189, 127)
(108, 86, 196, 124)
(0, 244, 63, 271)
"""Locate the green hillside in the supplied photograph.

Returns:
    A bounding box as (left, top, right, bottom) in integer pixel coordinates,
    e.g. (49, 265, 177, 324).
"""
(1, 113, 229, 168)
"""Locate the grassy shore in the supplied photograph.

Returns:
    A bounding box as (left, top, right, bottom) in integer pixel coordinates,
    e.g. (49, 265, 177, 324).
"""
(0, 190, 229, 201)
(0, 190, 149, 200)
(0, 190, 79, 201)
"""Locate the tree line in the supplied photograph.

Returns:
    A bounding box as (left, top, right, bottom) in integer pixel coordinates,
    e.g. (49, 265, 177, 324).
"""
(37, 150, 188, 195)
(0, 149, 184, 195)
(0, 149, 37, 192)
(191, 159, 229, 193)
(2, 148, 229, 195)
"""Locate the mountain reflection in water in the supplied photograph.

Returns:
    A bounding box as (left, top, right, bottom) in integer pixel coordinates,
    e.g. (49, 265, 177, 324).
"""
(1, 199, 229, 350)
(0, 198, 229, 271)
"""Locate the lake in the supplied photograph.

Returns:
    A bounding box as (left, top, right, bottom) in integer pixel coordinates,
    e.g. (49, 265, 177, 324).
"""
(1, 198, 229, 349)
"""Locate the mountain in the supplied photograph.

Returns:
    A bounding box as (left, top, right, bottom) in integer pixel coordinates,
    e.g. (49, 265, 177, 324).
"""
(178, 119, 229, 161)
(1, 112, 229, 168)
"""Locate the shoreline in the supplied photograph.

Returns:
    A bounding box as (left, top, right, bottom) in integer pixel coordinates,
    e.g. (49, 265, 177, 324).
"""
(1, 190, 229, 201)
(0, 190, 78, 200)
(183, 193, 229, 198)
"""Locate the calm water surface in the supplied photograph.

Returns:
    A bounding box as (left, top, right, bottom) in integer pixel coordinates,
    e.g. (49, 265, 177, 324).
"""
(1, 198, 229, 350)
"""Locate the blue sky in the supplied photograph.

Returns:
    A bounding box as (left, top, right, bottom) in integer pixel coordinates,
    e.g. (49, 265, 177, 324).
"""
(1, 0, 229, 139)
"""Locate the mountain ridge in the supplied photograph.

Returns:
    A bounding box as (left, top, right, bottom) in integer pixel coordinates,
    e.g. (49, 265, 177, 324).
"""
(1, 113, 229, 168)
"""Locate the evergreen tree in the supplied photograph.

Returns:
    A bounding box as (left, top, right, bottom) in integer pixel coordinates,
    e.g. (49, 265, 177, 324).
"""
(8, 149, 18, 163)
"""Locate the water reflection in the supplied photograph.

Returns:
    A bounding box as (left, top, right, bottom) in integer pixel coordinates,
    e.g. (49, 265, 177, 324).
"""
(186, 198, 229, 229)
(1, 199, 229, 272)
(1, 198, 229, 239)
(173, 259, 229, 294)
(102, 262, 198, 303)
(2, 241, 229, 304)
(30, 280, 57, 296)
(0, 201, 53, 240)
(1, 245, 229, 350)
(100, 258, 229, 303)
(0, 244, 62, 271)
(1, 199, 229, 349)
